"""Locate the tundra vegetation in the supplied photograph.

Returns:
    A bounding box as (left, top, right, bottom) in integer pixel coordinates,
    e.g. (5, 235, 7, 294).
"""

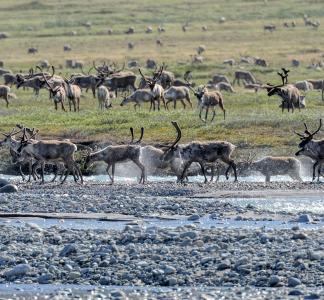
(0, 0, 324, 157)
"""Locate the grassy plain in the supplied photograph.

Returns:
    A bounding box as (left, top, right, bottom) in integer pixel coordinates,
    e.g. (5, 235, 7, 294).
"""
(1, 0, 324, 156)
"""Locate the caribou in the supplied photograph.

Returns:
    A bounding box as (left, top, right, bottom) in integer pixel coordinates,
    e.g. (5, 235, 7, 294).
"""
(239, 156, 302, 182)
(16, 129, 83, 184)
(84, 128, 145, 184)
(161, 122, 237, 183)
(294, 119, 324, 181)
(138, 66, 167, 110)
(266, 69, 305, 112)
(232, 71, 257, 86)
(187, 83, 226, 122)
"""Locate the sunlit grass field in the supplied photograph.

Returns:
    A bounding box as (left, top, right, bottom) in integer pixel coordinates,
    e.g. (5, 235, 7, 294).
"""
(1, 0, 324, 156)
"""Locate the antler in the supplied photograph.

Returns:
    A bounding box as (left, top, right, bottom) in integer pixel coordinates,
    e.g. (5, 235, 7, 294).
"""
(311, 119, 322, 136)
(129, 127, 144, 144)
(36, 66, 55, 92)
(168, 121, 182, 149)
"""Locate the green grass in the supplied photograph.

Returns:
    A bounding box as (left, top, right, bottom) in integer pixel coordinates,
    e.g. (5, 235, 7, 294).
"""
(1, 0, 324, 156)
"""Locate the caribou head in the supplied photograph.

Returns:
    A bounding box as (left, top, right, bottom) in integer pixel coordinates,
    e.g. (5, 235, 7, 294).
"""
(138, 65, 163, 91)
(265, 68, 290, 96)
(161, 121, 182, 162)
(294, 119, 322, 149)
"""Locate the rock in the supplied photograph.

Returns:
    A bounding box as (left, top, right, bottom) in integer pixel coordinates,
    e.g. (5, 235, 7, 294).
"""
(180, 231, 198, 239)
(217, 261, 231, 270)
(0, 184, 18, 193)
(167, 276, 177, 286)
(297, 214, 312, 223)
(304, 294, 320, 299)
(269, 275, 280, 287)
(38, 273, 53, 284)
(288, 277, 301, 287)
(4, 264, 31, 279)
(110, 290, 126, 298)
(289, 289, 304, 296)
(0, 178, 10, 187)
(99, 276, 110, 285)
(59, 244, 77, 257)
(69, 271, 81, 280)
(164, 265, 176, 275)
(188, 214, 200, 221)
(292, 232, 307, 240)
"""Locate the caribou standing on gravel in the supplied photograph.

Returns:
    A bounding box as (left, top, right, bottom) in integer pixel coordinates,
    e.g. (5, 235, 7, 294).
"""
(16, 129, 83, 184)
(239, 156, 302, 182)
(294, 119, 324, 181)
(161, 122, 237, 183)
(84, 128, 145, 184)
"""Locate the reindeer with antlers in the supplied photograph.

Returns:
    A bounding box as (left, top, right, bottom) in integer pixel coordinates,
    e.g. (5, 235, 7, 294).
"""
(266, 68, 305, 112)
(84, 128, 146, 184)
(294, 119, 324, 181)
(138, 66, 167, 111)
(161, 121, 237, 183)
(15, 128, 83, 184)
(40, 67, 67, 111)
(0, 126, 39, 182)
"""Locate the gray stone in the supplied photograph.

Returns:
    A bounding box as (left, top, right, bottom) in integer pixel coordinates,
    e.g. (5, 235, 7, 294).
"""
(4, 264, 31, 279)
(297, 214, 312, 223)
(59, 244, 77, 257)
(69, 271, 81, 280)
(99, 276, 110, 285)
(0, 184, 18, 193)
(38, 273, 53, 284)
(289, 290, 304, 296)
(188, 214, 200, 221)
(164, 265, 176, 275)
(217, 261, 231, 270)
(288, 277, 301, 287)
(292, 232, 307, 240)
(180, 231, 198, 239)
(269, 275, 280, 287)
(167, 276, 177, 286)
(0, 178, 10, 187)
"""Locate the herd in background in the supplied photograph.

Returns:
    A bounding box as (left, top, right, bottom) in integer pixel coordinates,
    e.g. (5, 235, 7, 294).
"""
(1, 118, 324, 185)
(0, 58, 324, 121)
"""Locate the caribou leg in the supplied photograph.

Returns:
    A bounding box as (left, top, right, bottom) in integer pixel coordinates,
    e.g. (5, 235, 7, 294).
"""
(132, 158, 146, 184)
(205, 107, 209, 122)
(210, 109, 216, 122)
(198, 162, 208, 183)
(312, 161, 319, 181)
(180, 160, 193, 183)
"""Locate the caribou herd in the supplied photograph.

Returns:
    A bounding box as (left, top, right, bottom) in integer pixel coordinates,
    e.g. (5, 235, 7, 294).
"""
(1, 117, 324, 185)
(0, 60, 320, 120)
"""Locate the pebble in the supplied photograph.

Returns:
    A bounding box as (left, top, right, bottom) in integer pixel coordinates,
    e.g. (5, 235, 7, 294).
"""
(297, 214, 312, 223)
(59, 244, 77, 257)
(0, 184, 18, 193)
(288, 277, 301, 287)
(188, 214, 200, 221)
(4, 264, 31, 279)
(269, 275, 280, 287)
